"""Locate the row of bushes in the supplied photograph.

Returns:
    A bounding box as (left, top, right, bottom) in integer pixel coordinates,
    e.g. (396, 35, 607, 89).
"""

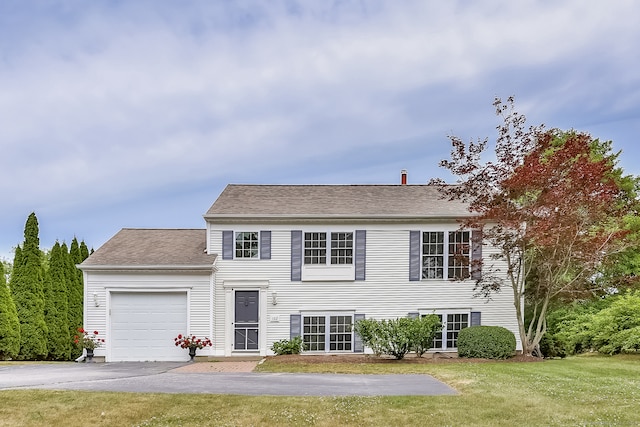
(353, 315, 442, 359)
(541, 290, 640, 357)
(271, 316, 517, 360)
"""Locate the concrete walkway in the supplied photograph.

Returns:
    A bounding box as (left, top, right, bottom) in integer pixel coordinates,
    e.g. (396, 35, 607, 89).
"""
(0, 362, 457, 396)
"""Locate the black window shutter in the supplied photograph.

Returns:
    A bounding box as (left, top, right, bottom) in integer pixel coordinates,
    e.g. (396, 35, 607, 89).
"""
(353, 313, 365, 353)
(409, 230, 421, 281)
(291, 230, 302, 281)
(290, 314, 302, 339)
(471, 229, 483, 280)
(260, 231, 271, 260)
(222, 230, 233, 260)
(355, 230, 366, 281)
(471, 311, 481, 326)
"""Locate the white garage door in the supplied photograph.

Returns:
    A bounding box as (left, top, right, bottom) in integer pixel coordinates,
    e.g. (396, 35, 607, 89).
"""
(110, 292, 189, 362)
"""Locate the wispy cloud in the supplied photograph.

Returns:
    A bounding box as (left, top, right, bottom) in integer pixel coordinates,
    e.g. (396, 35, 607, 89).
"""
(1, 0, 639, 256)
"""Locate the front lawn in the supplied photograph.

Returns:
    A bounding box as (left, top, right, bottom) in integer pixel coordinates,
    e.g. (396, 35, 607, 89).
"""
(0, 354, 638, 426)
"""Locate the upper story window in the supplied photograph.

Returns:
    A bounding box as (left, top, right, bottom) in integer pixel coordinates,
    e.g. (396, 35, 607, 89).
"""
(304, 232, 353, 265)
(235, 231, 259, 259)
(422, 231, 470, 280)
(331, 232, 353, 265)
(304, 232, 326, 264)
(448, 231, 470, 279)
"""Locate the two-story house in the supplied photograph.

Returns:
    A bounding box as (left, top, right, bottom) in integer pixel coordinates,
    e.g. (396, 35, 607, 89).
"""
(80, 175, 521, 362)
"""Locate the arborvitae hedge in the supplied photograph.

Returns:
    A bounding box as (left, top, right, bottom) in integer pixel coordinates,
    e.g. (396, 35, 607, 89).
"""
(0, 262, 20, 359)
(65, 241, 83, 359)
(10, 213, 48, 360)
(44, 242, 71, 360)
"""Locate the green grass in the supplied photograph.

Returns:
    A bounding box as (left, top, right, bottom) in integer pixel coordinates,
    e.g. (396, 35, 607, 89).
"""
(1, 354, 639, 426)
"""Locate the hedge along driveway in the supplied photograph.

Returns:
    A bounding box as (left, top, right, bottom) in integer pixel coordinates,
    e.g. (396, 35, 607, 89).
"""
(0, 362, 456, 396)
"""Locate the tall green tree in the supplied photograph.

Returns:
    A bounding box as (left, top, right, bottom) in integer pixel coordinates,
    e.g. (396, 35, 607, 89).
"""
(435, 98, 639, 356)
(80, 240, 90, 262)
(0, 262, 20, 359)
(65, 242, 83, 358)
(1, 259, 12, 283)
(44, 242, 71, 360)
(10, 213, 48, 359)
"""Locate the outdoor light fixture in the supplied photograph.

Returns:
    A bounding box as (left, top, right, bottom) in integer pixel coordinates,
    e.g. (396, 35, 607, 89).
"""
(93, 293, 99, 307)
(271, 291, 278, 306)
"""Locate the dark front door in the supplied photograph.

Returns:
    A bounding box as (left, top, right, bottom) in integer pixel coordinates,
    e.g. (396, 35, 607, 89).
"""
(234, 290, 259, 350)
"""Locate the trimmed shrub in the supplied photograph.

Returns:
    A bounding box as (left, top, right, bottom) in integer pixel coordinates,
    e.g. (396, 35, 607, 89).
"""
(352, 318, 385, 356)
(271, 336, 304, 355)
(457, 326, 516, 359)
(411, 314, 442, 357)
(354, 316, 442, 360)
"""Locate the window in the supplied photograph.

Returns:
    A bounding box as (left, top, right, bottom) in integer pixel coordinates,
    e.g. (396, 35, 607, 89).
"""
(304, 232, 326, 264)
(422, 232, 444, 279)
(427, 312, 469, 350)
(304, 232, 353, 265)
(331, 232, 353, 265)
(446, 313, 468, 348)
(448, 231, 470, 279)
(303, 316, 326, 351)
(421, 231, 470, 279)
(303, 314, 353, 352)
(235, 232, 259, 258)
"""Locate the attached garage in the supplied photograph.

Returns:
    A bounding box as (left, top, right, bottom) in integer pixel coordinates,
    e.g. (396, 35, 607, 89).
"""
(110, 291, 189, 362)
(79, 229, 217, 362)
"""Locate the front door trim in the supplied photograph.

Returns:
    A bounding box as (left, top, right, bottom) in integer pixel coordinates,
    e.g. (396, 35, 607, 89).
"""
(222, 281, 269, 356)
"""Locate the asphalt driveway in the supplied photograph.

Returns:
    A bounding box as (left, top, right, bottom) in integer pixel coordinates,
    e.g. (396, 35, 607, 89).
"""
(0, 362, 457, 396)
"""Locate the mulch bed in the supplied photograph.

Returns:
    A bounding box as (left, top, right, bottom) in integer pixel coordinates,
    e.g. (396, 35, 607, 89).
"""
(266, 353, 542, 364)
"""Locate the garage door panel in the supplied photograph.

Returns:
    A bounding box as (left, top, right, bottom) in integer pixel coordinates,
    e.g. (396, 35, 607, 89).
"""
(110, 292, 189, 362)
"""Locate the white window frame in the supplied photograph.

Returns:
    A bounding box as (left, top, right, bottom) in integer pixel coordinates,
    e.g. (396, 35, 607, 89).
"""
(304, 231, 354, 265)
(421, 310, 470, 351)
(301, 312, 355, 353)
(421, 230, 471, 280)
(234, 231, 260, 259)
(304, 232, 327, 265)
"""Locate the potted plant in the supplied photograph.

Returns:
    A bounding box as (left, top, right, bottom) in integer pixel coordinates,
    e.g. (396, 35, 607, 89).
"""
(174, 334, 212, 361)
(74, 328, 104, 362)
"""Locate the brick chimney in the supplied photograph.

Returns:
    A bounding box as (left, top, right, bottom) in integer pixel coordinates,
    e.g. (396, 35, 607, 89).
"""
(401, 169, 407, 185)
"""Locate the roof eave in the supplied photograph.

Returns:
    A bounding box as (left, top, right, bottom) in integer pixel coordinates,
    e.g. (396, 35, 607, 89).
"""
(78, 264, 217, 272)
(203, 213, 475, 224)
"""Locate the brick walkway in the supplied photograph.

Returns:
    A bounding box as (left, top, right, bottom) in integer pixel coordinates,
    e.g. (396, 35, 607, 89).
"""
(172, 359, 262, 373)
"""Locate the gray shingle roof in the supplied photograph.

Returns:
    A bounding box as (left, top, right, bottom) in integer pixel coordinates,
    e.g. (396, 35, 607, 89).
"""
(205, 184, 470, 219)
(80, 229, 216, 269)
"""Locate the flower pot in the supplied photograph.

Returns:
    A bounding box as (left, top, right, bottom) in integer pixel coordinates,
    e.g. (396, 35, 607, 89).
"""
(86, 348, 94, 363)
(189, 347, 197, 361)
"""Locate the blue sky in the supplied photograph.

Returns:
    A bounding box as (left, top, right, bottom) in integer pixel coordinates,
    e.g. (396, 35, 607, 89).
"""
(2, 0, 639, 260)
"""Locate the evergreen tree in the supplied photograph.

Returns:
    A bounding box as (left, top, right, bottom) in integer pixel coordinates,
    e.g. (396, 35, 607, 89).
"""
(0, 262, 20, 359)
(44, 242, 71, 360)
(10, 213, 48, 359)
(66, 241, 83, 358)
(80, 240, 90, 262)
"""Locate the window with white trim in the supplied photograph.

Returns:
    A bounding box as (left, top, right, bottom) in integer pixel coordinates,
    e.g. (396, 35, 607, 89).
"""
(235, 232, 259, 258)
(302, 314, 353, 352)
(331, 232, 353, 265)
(304, 232, 353, 265)
(422, 231, 470, 279)
(425, 312, 469, 350)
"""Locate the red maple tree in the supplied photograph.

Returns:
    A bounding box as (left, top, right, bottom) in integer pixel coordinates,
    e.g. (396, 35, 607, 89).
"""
(434, 97, 639, 356)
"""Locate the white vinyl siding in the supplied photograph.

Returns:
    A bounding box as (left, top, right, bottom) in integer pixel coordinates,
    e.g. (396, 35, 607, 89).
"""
(209, 224, 521, 356)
